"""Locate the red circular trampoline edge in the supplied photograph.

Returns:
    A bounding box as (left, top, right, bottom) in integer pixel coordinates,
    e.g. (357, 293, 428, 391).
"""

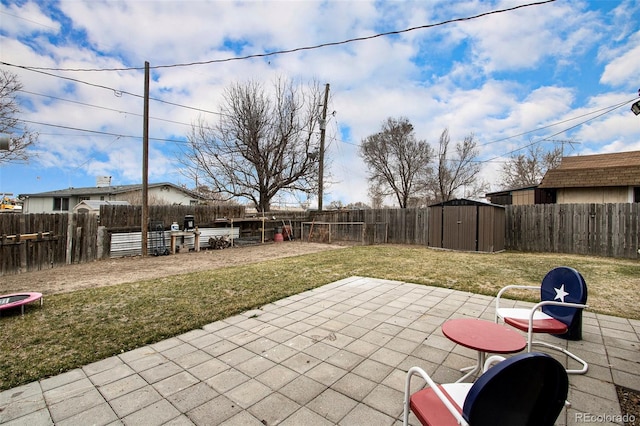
(0, 292, 43, 311)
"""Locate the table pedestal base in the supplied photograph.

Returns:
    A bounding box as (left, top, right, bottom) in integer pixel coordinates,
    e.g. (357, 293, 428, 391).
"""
(457, 351, 486, 383)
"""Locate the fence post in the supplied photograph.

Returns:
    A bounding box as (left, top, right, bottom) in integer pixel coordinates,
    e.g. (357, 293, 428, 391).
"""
(74, 226, 82, 264)
(97, 226, 105, 259)
(66, 213, 75, 264)
(19, 214, 27, 273)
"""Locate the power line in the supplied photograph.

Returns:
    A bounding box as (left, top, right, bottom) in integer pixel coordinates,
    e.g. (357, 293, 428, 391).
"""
(481, 97, 636, 163)
(1, 1, 557, 124)
(0, 10, 60, 31)
(18, 89, 194, 127)
(68, 136, 123, 173)
(2, 62, 226, 117)
(19, 119, 188, 144)
(37, 132, 123, 138)
(328, 96, 636, 167)
(9, 0, 556, 72)
(477, 97, 636, 148)
(332, 97, 637, 154)
(2, 0, 628, 170)
(17, 86, 632, 155)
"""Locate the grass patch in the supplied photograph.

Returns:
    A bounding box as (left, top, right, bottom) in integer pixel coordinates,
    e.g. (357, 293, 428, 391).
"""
(1, 245, 638, 391)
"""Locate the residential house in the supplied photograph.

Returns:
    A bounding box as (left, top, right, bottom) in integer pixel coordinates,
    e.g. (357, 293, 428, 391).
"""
(19, 182, 203, 213)
(487, 151, 640, 205)
(538, 150, 640, 204)
(485, 185, 554, 206)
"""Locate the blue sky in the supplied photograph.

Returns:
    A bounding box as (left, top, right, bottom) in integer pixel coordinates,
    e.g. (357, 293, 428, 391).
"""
(1, 0, 639, 208)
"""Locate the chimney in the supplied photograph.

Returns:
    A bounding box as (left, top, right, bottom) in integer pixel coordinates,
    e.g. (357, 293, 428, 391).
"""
(96, 176, 112, 187)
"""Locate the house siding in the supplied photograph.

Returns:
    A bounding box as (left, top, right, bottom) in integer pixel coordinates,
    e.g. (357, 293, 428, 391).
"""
(512, 189, 535, 205)
(21, 184, 201, 213)
(556, 187, 632, 204)
(25, 196, 79, 213)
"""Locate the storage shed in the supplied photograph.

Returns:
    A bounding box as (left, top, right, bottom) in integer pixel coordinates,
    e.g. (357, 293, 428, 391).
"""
(428, 198, 505, 252)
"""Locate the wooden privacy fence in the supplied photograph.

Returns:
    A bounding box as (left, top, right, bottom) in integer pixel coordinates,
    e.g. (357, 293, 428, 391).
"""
(301, 222, 377, 244)
(99, 204, 246, 229)
(310, 208, 430, 245)
(313, 203, 639, 259)
(0, 205, 247, 275)
(0, 213, 97, 275)
(1, 202, 638, 276)
(505, 203, 639, 258)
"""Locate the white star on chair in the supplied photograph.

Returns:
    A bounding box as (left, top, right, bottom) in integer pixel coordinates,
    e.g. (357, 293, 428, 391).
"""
(554, 284, 569, 302)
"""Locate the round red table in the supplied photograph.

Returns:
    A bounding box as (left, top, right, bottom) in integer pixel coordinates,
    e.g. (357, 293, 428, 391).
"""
(442, 318, 526, 382)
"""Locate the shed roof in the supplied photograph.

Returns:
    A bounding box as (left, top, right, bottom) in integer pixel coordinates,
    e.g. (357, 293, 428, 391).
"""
(538, 151, 640, 189)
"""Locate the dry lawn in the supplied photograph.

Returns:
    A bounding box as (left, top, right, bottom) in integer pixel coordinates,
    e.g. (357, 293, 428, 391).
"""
(0, 243, 638, 392)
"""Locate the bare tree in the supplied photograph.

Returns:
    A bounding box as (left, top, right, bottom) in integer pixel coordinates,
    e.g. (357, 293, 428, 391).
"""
(326, 200, 344, 210)
(360, 117, 433, 208)
(368, 186, 385, 209)
(180, 78, 323, 212)
(120, 192, 169, 206)
(345, 201, 371, 209)
(500, 145, 562, 188)
(428, 128, 481, 203)
(193, 185, 239, 205)
(0, 70, 38, 163)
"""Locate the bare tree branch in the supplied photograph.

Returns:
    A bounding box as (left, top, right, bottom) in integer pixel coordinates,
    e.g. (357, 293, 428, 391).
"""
(360, 117, 433, 208)
(500, 144, 562, 188)
(428, 128, 481, 203)
(178, 78, 322, 211)
(0, 70, 38, 164)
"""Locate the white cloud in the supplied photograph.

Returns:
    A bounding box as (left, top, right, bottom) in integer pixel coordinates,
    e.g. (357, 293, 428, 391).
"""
(1, 0, 639, 206)
(447, 0, 603, 73)
(0, 1, 60, 36)
(600, 31, 640, 87)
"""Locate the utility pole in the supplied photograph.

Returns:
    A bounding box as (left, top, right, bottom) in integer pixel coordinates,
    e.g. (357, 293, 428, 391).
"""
(0, 135, 9, 150)
(318, 83, 330, 212)
(141, 61, 150, 257)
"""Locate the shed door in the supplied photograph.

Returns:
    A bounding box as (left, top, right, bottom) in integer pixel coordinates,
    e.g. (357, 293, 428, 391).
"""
(428, 207, 443, 248)
(442, 206, 477, 251)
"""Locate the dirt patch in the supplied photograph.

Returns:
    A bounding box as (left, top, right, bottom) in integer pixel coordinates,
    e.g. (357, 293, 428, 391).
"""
(0, 241, 349, 295)
(617, 386, 640, 426)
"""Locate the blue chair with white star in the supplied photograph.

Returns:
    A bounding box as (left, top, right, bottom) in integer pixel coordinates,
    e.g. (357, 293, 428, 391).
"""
(495, 266, 588, 374)
(403, 352, 569, 426)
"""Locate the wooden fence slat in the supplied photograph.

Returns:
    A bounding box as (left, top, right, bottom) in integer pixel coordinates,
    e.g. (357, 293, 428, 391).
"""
(1, 203, 638, 276)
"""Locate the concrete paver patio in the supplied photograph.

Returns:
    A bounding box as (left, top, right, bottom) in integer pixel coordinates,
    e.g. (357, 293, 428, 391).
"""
(1, 276, 638, 425)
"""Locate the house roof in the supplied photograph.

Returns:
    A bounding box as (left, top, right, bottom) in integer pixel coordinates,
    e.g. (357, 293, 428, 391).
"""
(538, 151, 640, 189)
(19, 182, 201, 199)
